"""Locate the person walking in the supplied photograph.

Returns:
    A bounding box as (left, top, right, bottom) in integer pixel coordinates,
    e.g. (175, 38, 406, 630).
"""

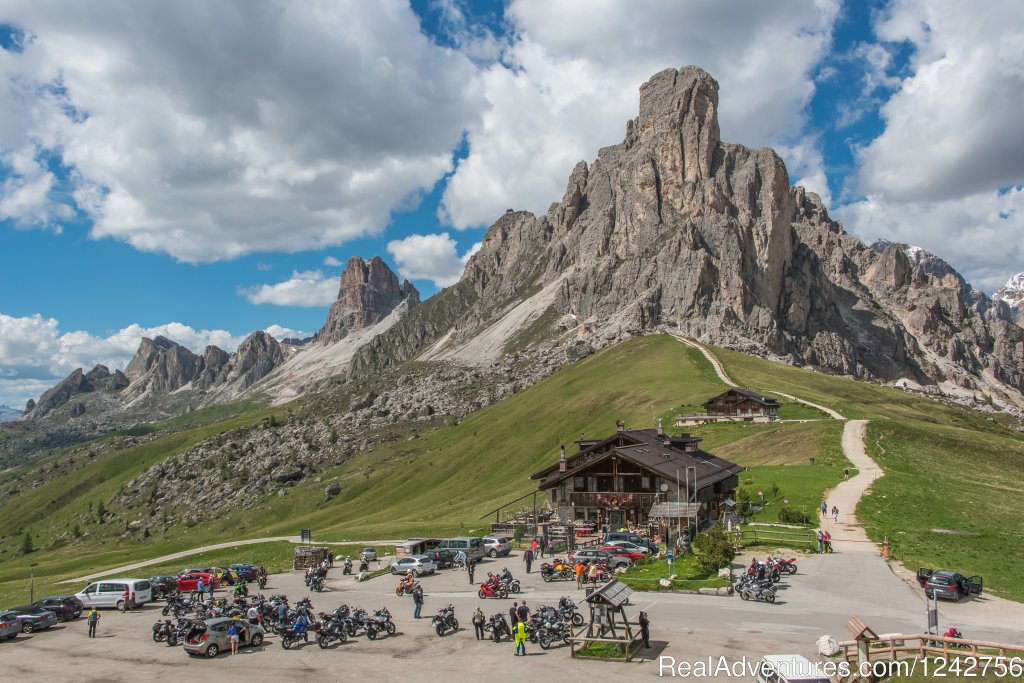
(820, 500, 828, 517)
(548, 538, 555, 558)
(523, 547, 533, 574)
(227, 620, 240, 655)
(824, 530, 833, 553)
(575, 560, 586, 589)
(514, 618, 527, 656)
(472, 606, 486, 640)
(832, 505, 839, 522)
(638, 610, 650, 649)
(587, 561, 600, 587)
(412, 583, 424, 619)
(816, 529, 824, 554)
(208, 578, 215, 601)
(531, 538, 539, 559)
(87, 608, 100, 638)
(509, 602, 519, 629)
(843, 467, 850, 481)
(121, 586, 132, 611)
(467, 558, 476, 584)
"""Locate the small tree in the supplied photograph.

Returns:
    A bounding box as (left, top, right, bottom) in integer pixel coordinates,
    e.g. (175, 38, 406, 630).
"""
(691, 524, 735, 574)
(21, 531, 34, 555)
(96, 500, 106, 521)
(328, 428, 338, 445)
(770, 481, 780, 499)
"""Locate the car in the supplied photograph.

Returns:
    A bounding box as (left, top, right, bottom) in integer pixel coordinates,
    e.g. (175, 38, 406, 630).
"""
(178, 568, 206, 577)
(421, 548, 456, 569)
(203, 567, 237, 585)
(31, 596, 82, 621)
(482, 537, 511, 558)
(599, 545, 645, 562)
(0, 612, 21, 641)
(917, 568, 982, 601)
(183, 617, 265, 658)
(359, 548, 377, 562)
(176, 572, 218, 593)
(604, 540, 653, 555)
(227, 564, 260, 582)
(390, 555, 436, 577)
(2, 606, 59, 633)
(75, 578, 154, 609)
(147, 576, 180, 599)
(569, 549, 630, 569)
(603, 531, 657, 553)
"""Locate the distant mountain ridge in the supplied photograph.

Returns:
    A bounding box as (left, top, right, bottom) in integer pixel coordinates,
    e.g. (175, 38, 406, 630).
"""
(994, 273, 1024, 325)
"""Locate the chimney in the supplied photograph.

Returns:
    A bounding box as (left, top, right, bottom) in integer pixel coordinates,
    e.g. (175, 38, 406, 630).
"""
(616, 419, 625, 432)
(559, 445, 567, 472)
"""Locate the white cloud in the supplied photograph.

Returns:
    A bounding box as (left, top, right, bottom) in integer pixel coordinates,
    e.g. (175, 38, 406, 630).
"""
(835, 187, 1024, 292)
(0, 1, 484, 262)
(265, 324, 311, 341)
(440, 0, 840, 228)
(241, 270, 338, 307)
(387, 233, 481, 287)
(323, 256, 343, 267)
(856, 0, 1024, 201)
(0, 313, 287, 407)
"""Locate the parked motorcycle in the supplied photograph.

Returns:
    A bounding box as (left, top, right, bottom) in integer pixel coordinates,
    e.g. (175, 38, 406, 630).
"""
(738, 582, 777, 603)
(366, 608, 396, 640)
(485, 613, 511, 642)
(432, 604, 459, 637)
(151, 619, 174, 643)
(540, 563, 574, 582)
(316, 610, 349, 648)
(557, 597, 585, 627)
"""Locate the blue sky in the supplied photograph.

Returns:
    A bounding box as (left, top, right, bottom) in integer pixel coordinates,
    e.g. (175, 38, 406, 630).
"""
(0, 0, 1022, 408)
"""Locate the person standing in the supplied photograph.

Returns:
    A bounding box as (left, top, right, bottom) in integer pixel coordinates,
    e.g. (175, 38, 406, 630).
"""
(638, 611, 650, 648)
(843, 467, 850, 481)
(121, 586, 132, 611)
(575, 560, 586, 589)
(87, 608, 99, 638)
(208, 577, 215, 601)
(588, 561, 599, 587)
(509, 602, 519, 629)
(467, 558, 476, 584)
(824, 530, 833, 553)
(531, 538, 539, 559)
(548, 538, 555, 558)
(328, 551, 334, 568)
(246, 604, 259, 626)
(523, 547, 533, 574)
(816, 529, 824, 554)
(513, 618, 527, 656)
(412, 583, 424, 619)
(227, 620, 240, 655)
(472, 606, 486, 640)
(517, 600, 529, 624)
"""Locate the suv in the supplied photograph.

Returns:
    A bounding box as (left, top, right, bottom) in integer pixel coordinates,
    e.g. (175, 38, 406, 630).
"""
(391, 555, 436, 577)
(31, 596, 82, 621)
(569, 549, 630, 569)
(482, 537, 511, 558)
(917, 568, 982, 601)
(604, 532, 657, 553)
(422, 548, 456, 569)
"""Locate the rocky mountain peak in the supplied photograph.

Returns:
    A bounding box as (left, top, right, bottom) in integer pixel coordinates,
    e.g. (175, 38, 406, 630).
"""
(994, 273, 1024, 324)
(315, 256, 420, 344)
(228, 331, 285, 389)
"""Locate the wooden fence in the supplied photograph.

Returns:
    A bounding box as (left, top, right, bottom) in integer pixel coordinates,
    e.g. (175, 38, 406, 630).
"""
(836, 632, 1024, 667)
(730, 528, 814, 548)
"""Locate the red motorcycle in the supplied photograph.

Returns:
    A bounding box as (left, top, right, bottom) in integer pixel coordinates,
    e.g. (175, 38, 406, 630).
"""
(770, 556, 798, 575)
(477, 580, 509, 600)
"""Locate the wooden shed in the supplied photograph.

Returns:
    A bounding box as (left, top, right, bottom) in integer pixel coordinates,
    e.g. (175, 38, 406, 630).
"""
(292, 545, 329, 570)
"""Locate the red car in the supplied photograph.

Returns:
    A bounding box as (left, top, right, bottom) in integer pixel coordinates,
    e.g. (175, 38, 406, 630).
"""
(599, 545, 644, 562)
(176, 572, 217, 592)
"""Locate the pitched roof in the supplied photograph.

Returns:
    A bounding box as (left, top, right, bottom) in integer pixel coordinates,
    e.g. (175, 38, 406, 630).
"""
(706, 388, 780, 407)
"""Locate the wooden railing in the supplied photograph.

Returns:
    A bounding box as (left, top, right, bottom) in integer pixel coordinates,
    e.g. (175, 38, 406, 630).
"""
(836, 633, 1024, 664)
(730, 528, 815, 548)
(567, 492, 660, 508)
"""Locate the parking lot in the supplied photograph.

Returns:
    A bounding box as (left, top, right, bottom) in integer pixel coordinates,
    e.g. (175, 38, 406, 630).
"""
(5, 548, 1024, 682)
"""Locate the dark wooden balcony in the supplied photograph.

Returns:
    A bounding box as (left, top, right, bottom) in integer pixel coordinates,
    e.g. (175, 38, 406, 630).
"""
(567, 491, 661, 509)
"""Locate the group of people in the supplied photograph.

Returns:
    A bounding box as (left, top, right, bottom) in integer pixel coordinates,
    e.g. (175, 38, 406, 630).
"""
(816, 528, 834, 553)
(820, 500, 839, 522)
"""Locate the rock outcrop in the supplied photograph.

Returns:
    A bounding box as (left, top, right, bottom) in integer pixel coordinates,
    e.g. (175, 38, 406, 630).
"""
(225, 331, 285, 390)
(315, 256, 419, 344)
(25, 364, 130, 420)
(350, 65, 1024, 405)
(994, 273, 1024, 325)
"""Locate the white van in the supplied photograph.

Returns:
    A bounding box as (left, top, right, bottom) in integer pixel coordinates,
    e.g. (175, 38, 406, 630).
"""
(434, 537, 486, 562)
(75, 578, 153, 610)
(755, 655, 831, 683)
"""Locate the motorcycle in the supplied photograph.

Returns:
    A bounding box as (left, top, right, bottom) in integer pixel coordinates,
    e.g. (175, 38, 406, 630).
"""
(557, 597, 585, 627)
(771, 556, 798, 575)
(536, 613, 570, 649)
(342, 559, 353, 576)
(477, 581, 508, 600)
(151, 619, 174, 643)
(395, 580, 418, 597)
(316, 611, 349, 648)
(359, 559, 370, 573)
(739, 582, 777, 603)
(366, 608, 396, 640)
(432, 604, 459, 637)
(540, 563, 574, 582)
(485, 613, 510, 642)
(233, 582, 249, 599)
(310, 575, 325, 592)
(280, 623, 309, 649)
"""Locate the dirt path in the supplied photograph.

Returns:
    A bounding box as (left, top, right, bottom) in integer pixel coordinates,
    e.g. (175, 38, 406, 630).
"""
(822, 420, 881, 552)
(61, 537, 403, 583)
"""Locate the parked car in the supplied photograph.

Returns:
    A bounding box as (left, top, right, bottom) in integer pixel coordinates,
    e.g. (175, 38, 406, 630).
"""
(390, 555, 436, 577)
(178, 568, 206, 577)
(2, 606, 59, 633)
(176, 572, 217, 593)
(228, 564, 260, 582)
(75, 578, 154, 609)
(147, 576, 179, 599)
(569, 549, 630, 569)
(183, 617, 265, 658)
(31, 596, 82, 621)
(359, 548, 377, 562)
(599, 545, 645, 562)
(603, 532, 657, 553)
(203, 567, 237, 585)
(422, 548, 456, 569)
(917, 569, 982, 601)
(604, 540, 653, 555)
(482, 537, 511, 558)
(433, 537, 486, 562)
(0, 612, 21, 640)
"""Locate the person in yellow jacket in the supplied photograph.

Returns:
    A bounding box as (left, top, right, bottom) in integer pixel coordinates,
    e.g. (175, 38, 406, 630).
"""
(513, 618, 527, 656)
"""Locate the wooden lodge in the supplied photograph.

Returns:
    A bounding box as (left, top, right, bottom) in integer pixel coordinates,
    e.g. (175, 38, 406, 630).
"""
(675, 388, 780, 426)
(530, 420, 743, 535)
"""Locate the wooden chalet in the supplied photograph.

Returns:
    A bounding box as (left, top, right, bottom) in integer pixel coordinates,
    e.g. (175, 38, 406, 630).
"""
(530, 420, 743, 533)
(676, 388, 780, 426)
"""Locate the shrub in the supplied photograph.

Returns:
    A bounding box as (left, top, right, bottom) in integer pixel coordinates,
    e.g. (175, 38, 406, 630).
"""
(691, 524, 734, 574)
(21, 531, 34, 555)
(777, 505, 808, 525)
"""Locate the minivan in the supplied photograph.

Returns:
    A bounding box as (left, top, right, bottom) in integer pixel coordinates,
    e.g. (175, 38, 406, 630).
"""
(75, 578, 153, 610)
(433, 537, 486, 562)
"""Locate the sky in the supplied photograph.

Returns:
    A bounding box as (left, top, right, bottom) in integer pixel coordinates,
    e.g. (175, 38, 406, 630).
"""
(0, 0, 1022, 408)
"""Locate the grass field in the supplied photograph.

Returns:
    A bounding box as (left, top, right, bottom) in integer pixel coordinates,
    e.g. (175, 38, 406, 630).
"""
(617, 555, 728, 592)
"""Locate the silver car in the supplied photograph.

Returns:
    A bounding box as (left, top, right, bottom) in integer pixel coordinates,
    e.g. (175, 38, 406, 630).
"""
(3, 607, 59, 633)
(360, 547, 377, 562)
(0, 612, 21, 641)
(183, 617, 265, 658)
(390, 555, 436, 577)
(483, 537, 511, 558)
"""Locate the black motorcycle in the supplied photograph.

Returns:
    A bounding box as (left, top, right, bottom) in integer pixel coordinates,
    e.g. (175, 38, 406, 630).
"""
(366, 608, 395, 640)
(316, 611, 349, 648)
(342, 559, 353, 575)
(310, 575, 324, 592)
(151, 619, 174, 643)
(485, 613, 510, 642)
(537, 615, 570, 649)
(432, 604, 459, 637)
(557, 597, 585, 627)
